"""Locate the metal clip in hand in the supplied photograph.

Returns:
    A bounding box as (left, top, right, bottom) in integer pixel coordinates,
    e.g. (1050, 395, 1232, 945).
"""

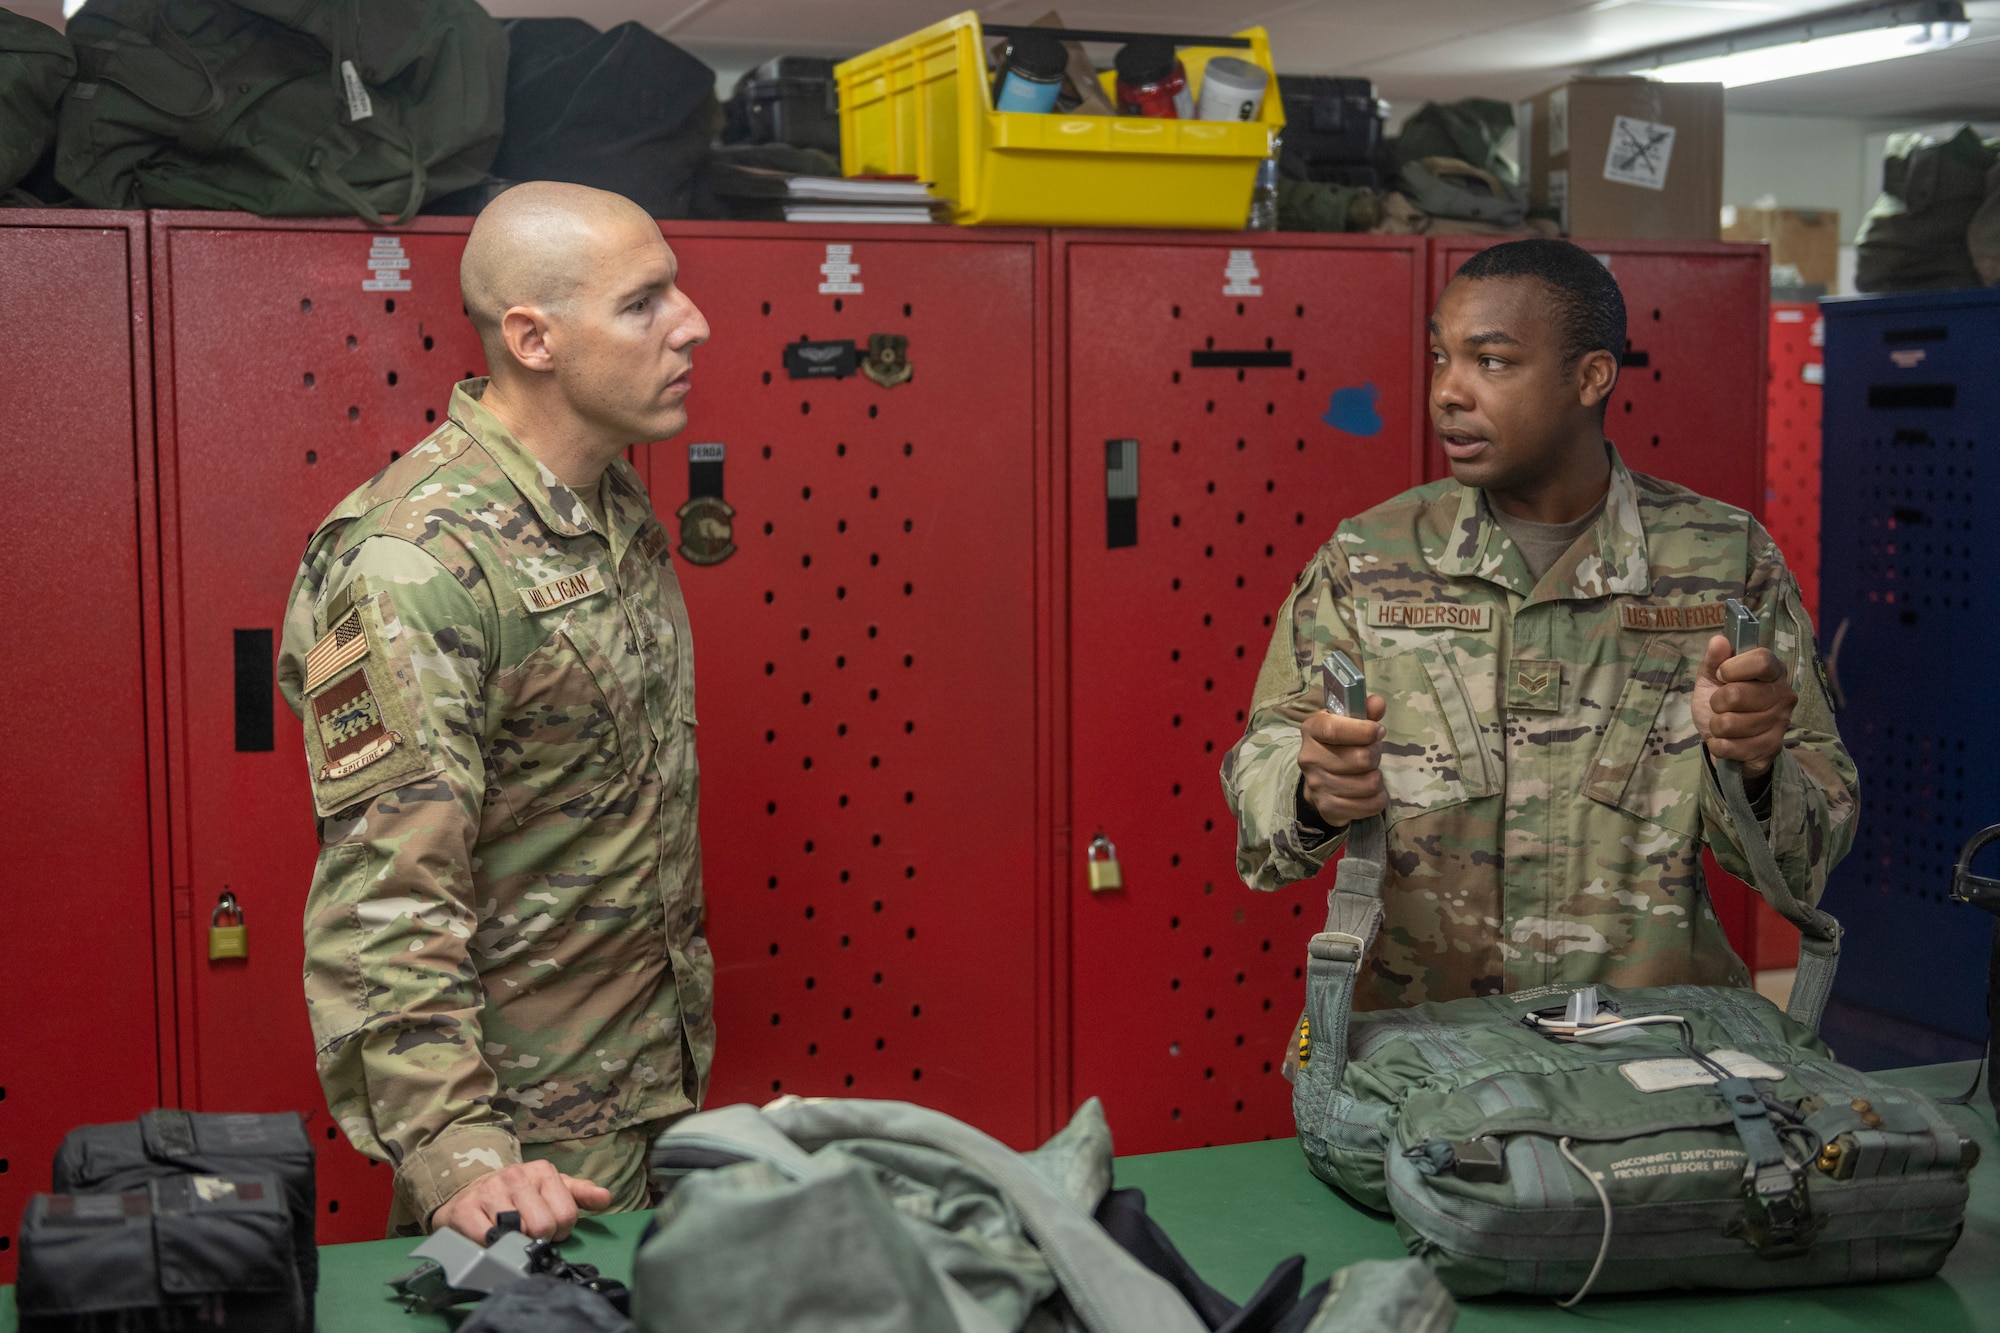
(1318, 649, 1367, 719)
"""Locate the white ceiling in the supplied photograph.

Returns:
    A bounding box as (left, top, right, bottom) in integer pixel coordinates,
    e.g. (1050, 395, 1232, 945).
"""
(479, 0, 2000, 121)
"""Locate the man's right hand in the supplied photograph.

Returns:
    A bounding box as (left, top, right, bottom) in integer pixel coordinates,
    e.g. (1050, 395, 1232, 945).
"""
(1299, 693, 1388, 827)
(430, 1160, 613, 1243)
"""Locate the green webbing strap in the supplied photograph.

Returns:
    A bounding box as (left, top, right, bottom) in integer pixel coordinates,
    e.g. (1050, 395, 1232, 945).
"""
(1714, 757, 1842, 1031)
(1294, 813, 1387, 1130)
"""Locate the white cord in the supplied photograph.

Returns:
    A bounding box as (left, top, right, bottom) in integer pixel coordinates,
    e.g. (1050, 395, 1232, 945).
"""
(1556, 1135, 1613, 1310)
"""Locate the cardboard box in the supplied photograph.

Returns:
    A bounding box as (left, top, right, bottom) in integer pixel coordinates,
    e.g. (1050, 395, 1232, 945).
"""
(1515, 78, 1724, 240)
(1721, 206, 1841, 289)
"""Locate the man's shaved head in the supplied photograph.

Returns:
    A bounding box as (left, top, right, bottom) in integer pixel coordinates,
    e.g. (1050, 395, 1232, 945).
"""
(458, 180, 709, 474)
(461, 181, 657, 361)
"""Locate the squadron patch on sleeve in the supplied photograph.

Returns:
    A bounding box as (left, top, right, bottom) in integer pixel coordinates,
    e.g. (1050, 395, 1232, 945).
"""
(310, 668, 403, 780)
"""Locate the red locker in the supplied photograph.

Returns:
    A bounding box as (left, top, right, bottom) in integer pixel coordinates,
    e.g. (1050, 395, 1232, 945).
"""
(1425, 238, 1770, 515)
(152, 217, 1056, 1248)
(1764, 302, 1823, 620)
(1428, 237, 1774, 973)
(1056, 233, 1428, 1153)
(0, 212, 168, 1281)
(641, 223, 1057, 1146)
(152, 213, 489, 1243)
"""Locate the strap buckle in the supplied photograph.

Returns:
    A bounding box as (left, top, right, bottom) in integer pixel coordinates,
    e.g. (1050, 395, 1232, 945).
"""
(1308, 931, 1363, 963)
(1951, 823, 2000, 916)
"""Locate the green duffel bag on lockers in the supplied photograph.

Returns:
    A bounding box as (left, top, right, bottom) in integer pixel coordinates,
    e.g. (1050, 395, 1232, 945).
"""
(0, 9, 76, 195)
(57, 0, 505, 222)
(1292, 640, 1979, 1305)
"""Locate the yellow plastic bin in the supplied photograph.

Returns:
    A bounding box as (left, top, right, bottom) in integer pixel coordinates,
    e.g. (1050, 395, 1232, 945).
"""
(835, 12, 1282, 229)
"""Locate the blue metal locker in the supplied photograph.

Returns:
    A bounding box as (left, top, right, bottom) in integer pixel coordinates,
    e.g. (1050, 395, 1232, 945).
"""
(1819, 287, 1999, 1054)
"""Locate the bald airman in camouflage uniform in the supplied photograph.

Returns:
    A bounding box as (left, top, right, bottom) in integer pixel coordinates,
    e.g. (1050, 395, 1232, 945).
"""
(1224, 239, 1856, 1014)
(277, 183, 713, 1237)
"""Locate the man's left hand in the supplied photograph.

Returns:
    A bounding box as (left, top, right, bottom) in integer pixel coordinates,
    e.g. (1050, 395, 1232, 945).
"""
(1692, 635, 1795, 778)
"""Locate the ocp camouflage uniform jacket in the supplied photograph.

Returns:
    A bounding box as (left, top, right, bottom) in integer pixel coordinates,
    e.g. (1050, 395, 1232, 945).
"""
(1222, 448, 1856, 1010)
(277, 379, 712, 1224)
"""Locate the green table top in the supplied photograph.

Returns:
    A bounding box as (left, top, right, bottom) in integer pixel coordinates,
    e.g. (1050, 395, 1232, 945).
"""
(5, 1062, 1993, 1331)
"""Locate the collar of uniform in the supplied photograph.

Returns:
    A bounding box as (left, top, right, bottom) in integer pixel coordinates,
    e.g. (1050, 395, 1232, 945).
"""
(598, 455, 653, 569)
(447, 378, 597, 539)
(1422, 444, 1652, 600)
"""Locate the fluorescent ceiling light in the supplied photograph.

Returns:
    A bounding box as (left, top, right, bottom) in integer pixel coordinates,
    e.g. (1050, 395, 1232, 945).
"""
(1595, 1, 1970, 87)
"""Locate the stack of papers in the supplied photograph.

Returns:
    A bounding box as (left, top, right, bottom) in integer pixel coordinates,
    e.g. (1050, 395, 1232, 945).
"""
(710, 165, 946, 224)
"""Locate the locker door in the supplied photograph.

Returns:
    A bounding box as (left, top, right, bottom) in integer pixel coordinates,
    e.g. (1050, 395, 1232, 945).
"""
(1061, 234, 1426, 1152)
(1819, 289, 2000, 1046)
(642, 226, 1053, 1146)
(1430, 238, 1773, 966)
(154, 215, 486, 1243)
(0, 213, 164, 1281)
(1426, 239, 1769, 515)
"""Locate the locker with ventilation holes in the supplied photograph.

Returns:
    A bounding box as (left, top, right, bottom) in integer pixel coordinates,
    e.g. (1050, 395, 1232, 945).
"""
(1056, 232, 1428, 1153)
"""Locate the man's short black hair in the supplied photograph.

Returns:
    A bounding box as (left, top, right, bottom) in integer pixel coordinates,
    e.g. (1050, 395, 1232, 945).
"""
(1452, 238, 1626, 370)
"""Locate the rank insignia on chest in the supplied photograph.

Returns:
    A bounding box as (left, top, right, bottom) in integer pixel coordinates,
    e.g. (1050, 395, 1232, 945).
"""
(1508, 659, 1562, 712)
(310, 667, 402, 780)
(1620, 602, 1729, 632)
(519, 565, 607, 613)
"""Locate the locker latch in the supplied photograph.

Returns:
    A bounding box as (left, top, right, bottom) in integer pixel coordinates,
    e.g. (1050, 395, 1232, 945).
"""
(209, 892, 247, 961)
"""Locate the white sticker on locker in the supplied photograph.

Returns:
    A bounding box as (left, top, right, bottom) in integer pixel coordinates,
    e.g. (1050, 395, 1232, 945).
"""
(363, 235, 412, 293)
(819, 243, 862, 295)
(1223, 249, 1262, 297)
(1802, 362, 1824, 385)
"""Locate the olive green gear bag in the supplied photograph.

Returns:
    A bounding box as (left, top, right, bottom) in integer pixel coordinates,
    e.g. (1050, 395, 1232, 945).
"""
(1291, 633, 1976, 1302)
(56, 0, 505, 223)
(0, 9, 76, 195)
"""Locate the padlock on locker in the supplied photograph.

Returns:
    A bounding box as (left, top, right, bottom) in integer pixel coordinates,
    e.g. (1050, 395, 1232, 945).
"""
(209, 891, 247, 961)
(1086, 834, 1123, 893)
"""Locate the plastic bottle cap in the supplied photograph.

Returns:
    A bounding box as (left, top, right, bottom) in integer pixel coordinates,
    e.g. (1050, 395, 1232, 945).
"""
(1114, 36, 1177, 86)
(1005, 30, 1068, 80)
(1201, 56, 1268, 94)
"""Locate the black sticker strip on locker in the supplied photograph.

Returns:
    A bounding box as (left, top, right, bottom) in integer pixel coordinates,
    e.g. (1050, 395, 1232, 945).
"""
(689, 442, 725, 500)
(785, 338, 858, 380)
(1106, 439, 1138, 550)
(1190, 349, 1293, 368)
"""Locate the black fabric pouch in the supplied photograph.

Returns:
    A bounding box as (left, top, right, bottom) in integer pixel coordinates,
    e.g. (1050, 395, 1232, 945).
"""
(52, 1108, 317, 1305)
(18, 1173, 304, 1332)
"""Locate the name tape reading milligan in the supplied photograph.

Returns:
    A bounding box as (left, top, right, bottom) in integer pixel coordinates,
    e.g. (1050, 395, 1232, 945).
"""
(1367, 602, 1494, 631)
(1620, 602, 1729, 631)
(519, 565, 607, 614)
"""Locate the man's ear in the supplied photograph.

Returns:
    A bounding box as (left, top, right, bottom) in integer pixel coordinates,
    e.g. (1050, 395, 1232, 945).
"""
(1577, 347, 1618, 412)
(500, 305, 557, 373)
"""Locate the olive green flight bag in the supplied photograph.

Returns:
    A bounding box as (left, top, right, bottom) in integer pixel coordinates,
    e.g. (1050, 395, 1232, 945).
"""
(1292, 650, 1977, 1303)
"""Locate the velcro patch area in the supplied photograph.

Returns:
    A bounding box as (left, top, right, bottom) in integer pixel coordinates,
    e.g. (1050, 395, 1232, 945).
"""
(311, 668, 403, 780)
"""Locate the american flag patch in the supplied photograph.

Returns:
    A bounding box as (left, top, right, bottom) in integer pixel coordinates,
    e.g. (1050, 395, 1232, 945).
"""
(303, 608, 368, 693)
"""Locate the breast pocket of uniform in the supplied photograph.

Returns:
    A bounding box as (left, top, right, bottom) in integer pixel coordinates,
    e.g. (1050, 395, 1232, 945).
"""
(1373, 642, 1500, 823)
(1581, 639, 1700, 836)
(487, 612, 638, 827)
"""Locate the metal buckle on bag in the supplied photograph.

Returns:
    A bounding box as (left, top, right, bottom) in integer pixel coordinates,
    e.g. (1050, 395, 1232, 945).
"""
(1737, 1159, 1819, 1257)
(1950, 823, 2000, 916)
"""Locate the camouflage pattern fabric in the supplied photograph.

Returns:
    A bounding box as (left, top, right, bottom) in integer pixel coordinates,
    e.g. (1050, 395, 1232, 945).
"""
(277, 379, 712, 1230)
(1223, 448, 1856, 1011)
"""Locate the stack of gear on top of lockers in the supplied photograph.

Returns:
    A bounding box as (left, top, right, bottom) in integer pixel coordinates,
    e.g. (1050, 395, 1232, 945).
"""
(16, 1111, 318, 1332)
(1289, 645, 1980, 1305)
(0, 7, 72, 205)
(1857, 127, 2000, 292)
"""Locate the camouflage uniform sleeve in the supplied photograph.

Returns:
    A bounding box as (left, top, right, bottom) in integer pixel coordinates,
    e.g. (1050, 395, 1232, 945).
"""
(277, 533, 521, 1226)
(1699, 524, 1858, 911)
(1221, 537, 1363, 891)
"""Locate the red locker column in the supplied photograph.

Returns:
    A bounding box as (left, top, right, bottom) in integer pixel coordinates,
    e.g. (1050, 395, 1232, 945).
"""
(1752, 301, 1823, 972)
(1764, 303, 1823, 619)
(642, 224, 1054, 1146)
(153, 214, 487, 1244)
(0, 212, 167, 1281)
(1427, 237, 1774, 971)
(1058, 233, 1427, 1153)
